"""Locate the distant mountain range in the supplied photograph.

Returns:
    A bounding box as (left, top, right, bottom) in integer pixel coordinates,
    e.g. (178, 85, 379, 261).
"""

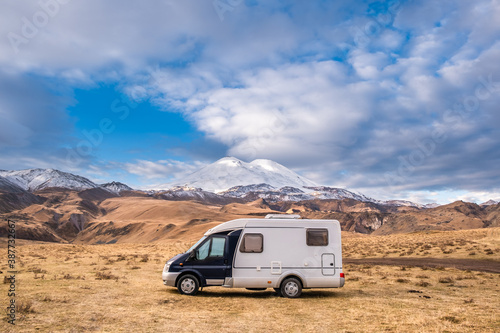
(0, 158, 498, 208)
(0, 169, 131, 194)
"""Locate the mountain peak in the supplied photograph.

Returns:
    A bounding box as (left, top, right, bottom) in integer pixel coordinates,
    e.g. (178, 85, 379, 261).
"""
(100, 181, 133, 194)
(214, 157, 244, 167)
(480, 199, 499, 206)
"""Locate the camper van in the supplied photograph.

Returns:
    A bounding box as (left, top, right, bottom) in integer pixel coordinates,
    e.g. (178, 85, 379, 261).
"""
(162, 214, 344, 298)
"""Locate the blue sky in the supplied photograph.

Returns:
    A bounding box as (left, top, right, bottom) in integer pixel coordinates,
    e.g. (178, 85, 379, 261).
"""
(1, 0, 499, 204)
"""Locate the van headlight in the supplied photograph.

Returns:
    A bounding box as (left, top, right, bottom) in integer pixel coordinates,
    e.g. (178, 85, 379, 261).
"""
(163, 262, 171, 272)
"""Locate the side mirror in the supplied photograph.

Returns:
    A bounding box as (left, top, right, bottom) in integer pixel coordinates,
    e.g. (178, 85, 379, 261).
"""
(187, 251, 196, 261)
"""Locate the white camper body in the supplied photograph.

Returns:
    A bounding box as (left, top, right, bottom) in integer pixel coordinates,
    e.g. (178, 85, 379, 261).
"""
(162, 215, 344, 297)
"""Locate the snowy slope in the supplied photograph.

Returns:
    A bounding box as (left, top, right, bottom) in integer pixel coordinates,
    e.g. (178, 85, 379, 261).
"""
(0, 175, 26, 193)
(221, 184, 376, 202)
(0, 169, 98, 192)
(163, 157, 318, 193)
(304, 186, 374, 202)
(100, 181, 133, 194)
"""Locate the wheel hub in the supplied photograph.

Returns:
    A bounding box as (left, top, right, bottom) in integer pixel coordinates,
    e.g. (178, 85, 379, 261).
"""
(181, 278, 195, 293)
(285, 281, 299, 296)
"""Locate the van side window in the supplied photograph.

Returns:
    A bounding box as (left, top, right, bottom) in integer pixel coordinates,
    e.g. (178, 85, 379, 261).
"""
(239, 233, 263, 253)
(306, 229, 328, 246)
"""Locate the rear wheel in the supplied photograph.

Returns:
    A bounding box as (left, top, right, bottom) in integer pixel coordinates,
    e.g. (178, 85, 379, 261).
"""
(177, 274, 199, 296)
(280, 277, 302, 298)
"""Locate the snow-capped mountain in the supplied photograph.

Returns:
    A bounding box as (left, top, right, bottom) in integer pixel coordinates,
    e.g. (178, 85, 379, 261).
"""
(162, 157, 318, 193)
(220, 184, 312, 202)
(154, 186, 242, 205)
(480, 199, 499, 206)
(220, 183, 278, 197)
(304, 186, 374, 202)
(0, 169, 98, 192)
(382, 200, 424, 208)
(100, 181, 133, 194)
(423, 203, 440, 209)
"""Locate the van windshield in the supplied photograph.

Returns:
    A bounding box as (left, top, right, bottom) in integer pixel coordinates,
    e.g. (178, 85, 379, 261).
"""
(185, 236, 207, 253)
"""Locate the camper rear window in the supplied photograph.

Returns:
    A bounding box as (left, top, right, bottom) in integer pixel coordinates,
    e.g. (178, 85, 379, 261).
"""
(306, 229, 328, 246)
(239, 233, 263, 253)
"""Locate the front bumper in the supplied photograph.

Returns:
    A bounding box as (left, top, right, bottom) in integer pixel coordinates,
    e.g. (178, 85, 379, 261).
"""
(162, 271, 180, 287)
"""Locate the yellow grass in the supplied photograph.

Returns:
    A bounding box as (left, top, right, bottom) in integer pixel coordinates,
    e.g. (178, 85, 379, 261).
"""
(343, 227, 500, 260)
(1, 231, 499, 332)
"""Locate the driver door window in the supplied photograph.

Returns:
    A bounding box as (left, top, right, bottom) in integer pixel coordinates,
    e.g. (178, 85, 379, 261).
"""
(196, 237, 226, 261)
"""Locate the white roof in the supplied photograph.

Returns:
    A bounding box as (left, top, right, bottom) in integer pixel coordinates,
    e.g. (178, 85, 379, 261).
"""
(204, 218, 339, 236)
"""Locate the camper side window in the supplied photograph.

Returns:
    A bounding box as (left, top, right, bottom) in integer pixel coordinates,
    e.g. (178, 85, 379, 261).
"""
(239, 233, 263, 253)
(306, 229, 328, 246)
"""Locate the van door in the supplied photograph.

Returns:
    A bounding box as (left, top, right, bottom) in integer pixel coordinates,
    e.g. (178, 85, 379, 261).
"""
(189, 235, 229, 285)
(321, 253, 335, 276)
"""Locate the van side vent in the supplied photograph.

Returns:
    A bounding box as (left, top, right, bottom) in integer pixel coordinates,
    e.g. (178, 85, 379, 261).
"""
(265, 214, 301, 219)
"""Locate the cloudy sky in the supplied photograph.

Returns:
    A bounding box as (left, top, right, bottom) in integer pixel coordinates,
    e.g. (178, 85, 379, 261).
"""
(1, 0, 499, 204)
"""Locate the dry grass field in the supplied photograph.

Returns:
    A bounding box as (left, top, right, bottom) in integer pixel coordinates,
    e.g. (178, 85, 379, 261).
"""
(1, 229, 499, 332)
(343, 228, 500, 260)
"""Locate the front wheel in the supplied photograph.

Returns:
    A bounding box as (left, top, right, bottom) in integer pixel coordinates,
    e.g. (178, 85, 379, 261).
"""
(280, 277, 302, 298)
(177, 274, 199, 296)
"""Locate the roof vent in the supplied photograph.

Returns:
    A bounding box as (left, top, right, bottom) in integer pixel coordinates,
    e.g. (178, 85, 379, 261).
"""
(265, 214, 301, 219)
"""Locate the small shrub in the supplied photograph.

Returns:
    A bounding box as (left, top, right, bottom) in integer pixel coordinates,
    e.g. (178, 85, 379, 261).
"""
(95, 271, 119, 280)
(396, 278, 410, 283)
(16, 300, 35, 314)
(441, 316, 461, 324)
(28, 267, 47, 274)
(439, 277, 454, 284)
(416, 280, 431, 287)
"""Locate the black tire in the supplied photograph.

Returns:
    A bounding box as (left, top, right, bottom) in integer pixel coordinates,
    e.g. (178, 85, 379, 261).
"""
(280, 277, 302, 298)
(177, 274, 199, 296)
